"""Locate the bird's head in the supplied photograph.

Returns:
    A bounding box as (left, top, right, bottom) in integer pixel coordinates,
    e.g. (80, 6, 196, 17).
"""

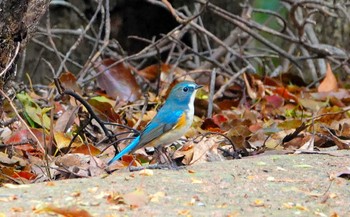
(165, 81, 202, 107)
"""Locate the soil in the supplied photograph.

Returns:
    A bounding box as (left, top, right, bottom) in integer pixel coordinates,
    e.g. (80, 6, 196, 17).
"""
(0, 150, 349, 217)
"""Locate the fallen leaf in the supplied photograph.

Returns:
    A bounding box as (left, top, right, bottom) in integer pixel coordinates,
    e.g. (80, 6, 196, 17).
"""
(88, 96, 120, 122)
(106, 192, 125, 205)
(178, 210, 191, 216)
(273, 87, 298, 102)
(54, 106, 78, 133)
(0, 152, 25, 165)
(149, 191, 166, 203)
(5, 128, 50, 155)
(16, 93, 51, 129)
(12, 171, 37, 180)
(243, 73, 265, 99)
(298, 98, 327, 112)
(55, 154, 89, 168)
(311, 89, 349, 101)
(139, 169, 153, 176)
(200, 118, 223, 133)
(322, 126, 350, 149)
(137, 63, 171, 82)
(278, 120, 303, 130)
(59, 71, 82, 94)
(318, 63, 338, 92)
(2, 183, 30, 188)
(295, 136, 315, 153)
(94, 59, 141, 101)
(265, 95, 284, 108)
(34, 204, 92, 217)
(54, 132, 83, 149)
(252, 199, 265, 207)
(173, 143, 194, 165)
(71, 144, 101, 156)
(191, 178, 203, 184)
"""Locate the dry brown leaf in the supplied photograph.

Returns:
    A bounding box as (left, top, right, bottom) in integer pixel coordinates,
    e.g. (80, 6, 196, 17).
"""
(59, 71, 82, 94)
(94, 59, 141, 101)
(54, 132, 83, 149)
(191, 137, 222, 164)
(295, 136, 315, 153)
(323, 126, 350, 149)
(54, 106, 78, 133)
(243, 73, 257, 99)
(137, 63, 171, 82)
(34, 204, 92, 217)
(318, 63, 338, 92)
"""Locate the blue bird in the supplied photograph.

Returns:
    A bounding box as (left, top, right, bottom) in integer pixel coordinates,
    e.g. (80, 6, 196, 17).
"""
(108, 81, 202, 165)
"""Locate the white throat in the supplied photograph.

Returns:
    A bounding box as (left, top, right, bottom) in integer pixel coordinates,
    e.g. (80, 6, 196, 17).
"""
(187, 89, 197, 117)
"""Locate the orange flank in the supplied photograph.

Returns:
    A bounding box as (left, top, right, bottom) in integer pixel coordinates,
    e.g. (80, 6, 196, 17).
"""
(174, 113, 187, 129)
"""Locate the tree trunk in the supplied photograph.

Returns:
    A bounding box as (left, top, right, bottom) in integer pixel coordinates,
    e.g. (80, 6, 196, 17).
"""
(0, 0, 48, 90)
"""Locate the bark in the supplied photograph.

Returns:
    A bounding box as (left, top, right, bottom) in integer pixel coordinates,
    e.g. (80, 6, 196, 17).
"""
(0, 0, 48, 90)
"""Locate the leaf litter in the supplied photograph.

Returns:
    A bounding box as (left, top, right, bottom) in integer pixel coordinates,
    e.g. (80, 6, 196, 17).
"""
(0, 58, 349, 191)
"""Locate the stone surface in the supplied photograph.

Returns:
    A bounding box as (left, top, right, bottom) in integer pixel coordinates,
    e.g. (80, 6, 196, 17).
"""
(0, 151, 349, 216)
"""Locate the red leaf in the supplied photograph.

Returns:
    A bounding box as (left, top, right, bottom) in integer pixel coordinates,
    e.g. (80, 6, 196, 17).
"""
(5, 129, 50, 154)
(12, 171, 37, 180)
(212, 114, 228, 126)
(265, 95, 284, 108)
(274, 87, 298, 103)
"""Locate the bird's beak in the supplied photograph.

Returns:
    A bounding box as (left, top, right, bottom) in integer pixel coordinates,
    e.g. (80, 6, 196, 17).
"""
(195, 84, 203, 90)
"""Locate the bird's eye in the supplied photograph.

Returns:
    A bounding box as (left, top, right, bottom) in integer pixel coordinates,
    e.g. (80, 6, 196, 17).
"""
(183, 87, 189, 92)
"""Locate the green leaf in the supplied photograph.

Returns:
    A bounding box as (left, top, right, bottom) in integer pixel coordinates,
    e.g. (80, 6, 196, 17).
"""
(16, 93, 51, 129)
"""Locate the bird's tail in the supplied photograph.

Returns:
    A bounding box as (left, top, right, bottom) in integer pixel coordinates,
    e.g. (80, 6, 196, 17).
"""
(108, 136, 140, 166)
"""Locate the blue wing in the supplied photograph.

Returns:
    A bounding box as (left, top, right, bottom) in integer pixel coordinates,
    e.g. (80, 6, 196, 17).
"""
(139, 109, 183, 145)
(108, 109, 183, 165)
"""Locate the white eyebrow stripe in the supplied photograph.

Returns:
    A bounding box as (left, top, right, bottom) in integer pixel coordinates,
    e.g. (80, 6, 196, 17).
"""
(187, 84, 196, 88)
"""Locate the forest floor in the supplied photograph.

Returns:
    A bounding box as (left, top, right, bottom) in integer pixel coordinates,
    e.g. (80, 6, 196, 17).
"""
(0, 150, 349, 217)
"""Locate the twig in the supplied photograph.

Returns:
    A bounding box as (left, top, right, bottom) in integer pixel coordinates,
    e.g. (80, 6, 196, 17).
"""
(58, 88, 111, 138)
(161, 0, 186, 23)
(49, 0, 97, 36)
(0, 140, 35, 148)
(45, 10, 67, 73)
(78, 0, 111, 80)
(17, 46, 27, 81)
(213, 66, 250, 100)
(55, 0, 103, 77)
(0, 42, 20, 77)
(197, 1, 301, 68)
(81, 24, 185, 84)
(31, 38, 84, 69)
(133, 94, 149, 130)
(207, 68, 216, 118)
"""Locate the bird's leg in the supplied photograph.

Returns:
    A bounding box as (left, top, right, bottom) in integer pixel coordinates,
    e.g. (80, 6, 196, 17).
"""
(154, 146, 182, 170)
(126, 147, 185, 171)
(127, 156, 140, 171)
